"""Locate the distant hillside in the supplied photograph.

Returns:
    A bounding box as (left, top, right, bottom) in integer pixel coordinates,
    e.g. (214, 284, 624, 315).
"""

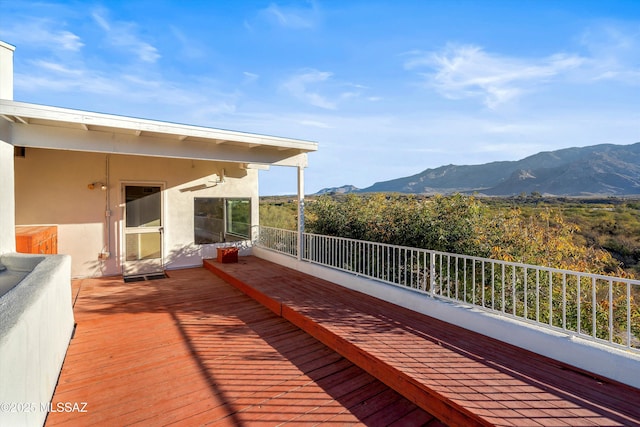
(315, 185, 359, 195)
(360, 142, 640, 196)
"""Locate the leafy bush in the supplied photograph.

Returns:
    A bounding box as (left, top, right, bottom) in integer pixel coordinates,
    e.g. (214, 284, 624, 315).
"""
(306, 193, 625, 276)
(259, 201, 298, 230)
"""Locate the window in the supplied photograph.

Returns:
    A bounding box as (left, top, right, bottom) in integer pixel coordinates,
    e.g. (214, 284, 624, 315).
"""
(194, 198, 251, 244)
(226, 199, 251, 238)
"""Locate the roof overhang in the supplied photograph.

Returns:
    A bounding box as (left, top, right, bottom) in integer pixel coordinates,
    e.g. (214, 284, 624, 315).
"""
(0, 100, 317, 167)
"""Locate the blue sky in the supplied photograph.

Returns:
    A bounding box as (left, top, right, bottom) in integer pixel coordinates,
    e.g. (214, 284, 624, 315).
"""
(1, 1, 639, 195)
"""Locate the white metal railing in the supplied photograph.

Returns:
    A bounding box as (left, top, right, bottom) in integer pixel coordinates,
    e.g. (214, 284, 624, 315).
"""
(255, 226, 640, 352)
(256, 226, 298, 257)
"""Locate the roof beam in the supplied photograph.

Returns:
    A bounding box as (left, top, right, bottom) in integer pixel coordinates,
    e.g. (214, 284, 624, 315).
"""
(0, 114, 27, 124)
(242, 163, 270, 170)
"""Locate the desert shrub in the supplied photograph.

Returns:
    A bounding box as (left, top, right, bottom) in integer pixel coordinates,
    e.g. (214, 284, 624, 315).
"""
(259, 201, 298, 230)
(306, 193, 624, 276)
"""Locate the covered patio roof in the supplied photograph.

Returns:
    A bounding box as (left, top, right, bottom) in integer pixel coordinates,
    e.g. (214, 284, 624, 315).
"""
(0, 99, 317, 167)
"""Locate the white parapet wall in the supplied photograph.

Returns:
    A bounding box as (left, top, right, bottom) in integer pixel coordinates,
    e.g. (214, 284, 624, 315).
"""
(0, 139, 16, 254)
(0, 253, 74, 427)
(253, 246, 640, 390)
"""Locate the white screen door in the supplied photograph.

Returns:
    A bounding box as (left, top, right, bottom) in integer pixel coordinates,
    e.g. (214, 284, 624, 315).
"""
(123, 185, 164, 277)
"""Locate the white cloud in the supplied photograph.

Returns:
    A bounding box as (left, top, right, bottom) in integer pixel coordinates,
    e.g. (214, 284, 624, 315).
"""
(16, 60, 227, 113)
(281, 70, 337, 109)
(280, 70, 372, 110)
(578, 24, 640, 85)
(14, 70, 119, 95)
(261, 2, 319, 29)
(407, 24, 640, 109)
(243, 72, 259, 84)
(580, 24, 638, 60)
(92, 12, 111, 31)
(132, 43, 160, 63)
(339, 91, 359, 101)
(0, 18, 84, 52)
(406, 44, 585, 108)
(56, 31, 84, 51)
(91, 9, 160, 63)
(30, 60, 83, 76)
(169, 26, 206, 60)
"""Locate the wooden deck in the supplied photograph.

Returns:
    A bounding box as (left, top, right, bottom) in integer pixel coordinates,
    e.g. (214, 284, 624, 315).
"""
(206, 256, 640, 427)
(45, 267, 442, 426)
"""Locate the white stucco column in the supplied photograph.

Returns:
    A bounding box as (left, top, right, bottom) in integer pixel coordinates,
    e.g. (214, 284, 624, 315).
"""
(0, 41, 15, 101)
(297, 165, 305, 260)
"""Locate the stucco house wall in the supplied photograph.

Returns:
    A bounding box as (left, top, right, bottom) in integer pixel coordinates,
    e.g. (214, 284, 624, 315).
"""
(15, 149, 258, 278)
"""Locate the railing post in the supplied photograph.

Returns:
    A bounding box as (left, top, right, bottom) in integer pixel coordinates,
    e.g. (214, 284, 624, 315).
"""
(430, 252, 436, 297)
(297, 165, 305, 261)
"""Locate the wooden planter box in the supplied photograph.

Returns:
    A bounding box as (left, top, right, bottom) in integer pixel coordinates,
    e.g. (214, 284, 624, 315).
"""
(16, 225, 58, 254)
(217, 247, 238, 263)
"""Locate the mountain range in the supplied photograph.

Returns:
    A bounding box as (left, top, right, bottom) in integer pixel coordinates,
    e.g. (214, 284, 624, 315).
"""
(317, 142, 640, 196)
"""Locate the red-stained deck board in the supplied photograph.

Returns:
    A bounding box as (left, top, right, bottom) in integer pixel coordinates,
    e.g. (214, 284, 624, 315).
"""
(46, 267, 439, 426)
(205, 256, 640, 427)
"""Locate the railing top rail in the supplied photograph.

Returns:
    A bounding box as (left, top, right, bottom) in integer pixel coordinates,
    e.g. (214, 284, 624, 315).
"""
(259, 225, 297, 232)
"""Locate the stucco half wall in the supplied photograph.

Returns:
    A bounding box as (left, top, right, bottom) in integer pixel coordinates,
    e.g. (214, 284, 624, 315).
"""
(15, 149, 258, 278)
(0, 140, 16, 254)
(253, 247, 640, 390)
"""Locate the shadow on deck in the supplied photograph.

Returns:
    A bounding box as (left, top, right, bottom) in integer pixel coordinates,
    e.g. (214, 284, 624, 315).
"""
(206, 256, 640, 427)
(46, 266, 441, 426)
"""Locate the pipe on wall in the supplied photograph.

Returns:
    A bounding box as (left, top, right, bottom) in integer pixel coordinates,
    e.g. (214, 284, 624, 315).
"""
(101, 154, 111, 260)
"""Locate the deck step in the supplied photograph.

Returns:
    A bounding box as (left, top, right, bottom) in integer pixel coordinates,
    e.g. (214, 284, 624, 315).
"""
(205, 256, 640, 427)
